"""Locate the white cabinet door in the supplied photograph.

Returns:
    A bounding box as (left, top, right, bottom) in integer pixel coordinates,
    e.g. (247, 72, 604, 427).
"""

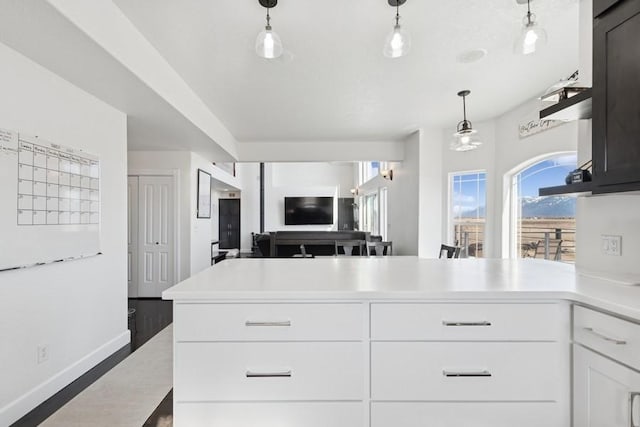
(574, 344, 640, 427)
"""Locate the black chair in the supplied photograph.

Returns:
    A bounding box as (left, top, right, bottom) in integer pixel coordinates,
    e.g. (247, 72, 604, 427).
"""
(335, 240, 367, 256)
(439, 244, 461, 259)
(366, 241, 393, 256)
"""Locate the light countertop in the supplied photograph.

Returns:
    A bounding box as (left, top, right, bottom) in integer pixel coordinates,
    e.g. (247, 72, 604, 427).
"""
(163, 257, 640, 321)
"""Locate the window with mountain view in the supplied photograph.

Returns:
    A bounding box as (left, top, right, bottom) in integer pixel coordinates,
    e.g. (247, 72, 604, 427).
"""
(451, 172, 486, 257)
(514, 154, 577, 263)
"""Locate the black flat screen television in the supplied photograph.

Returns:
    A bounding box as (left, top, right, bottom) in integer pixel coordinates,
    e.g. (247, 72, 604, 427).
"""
(284, 196, 334, 225)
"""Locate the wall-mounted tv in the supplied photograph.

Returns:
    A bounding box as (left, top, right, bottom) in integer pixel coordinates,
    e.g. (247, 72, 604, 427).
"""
(285, 196, 334, 225)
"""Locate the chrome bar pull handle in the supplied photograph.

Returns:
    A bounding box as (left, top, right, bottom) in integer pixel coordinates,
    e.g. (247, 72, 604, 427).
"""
(583, 327, 627, 345)
(631, 392, 640, 427)
(246, 370, 292, 378)
(443, 370, 492, 377)
(245, 320, 291, 327)
(442, 320, 492, 327)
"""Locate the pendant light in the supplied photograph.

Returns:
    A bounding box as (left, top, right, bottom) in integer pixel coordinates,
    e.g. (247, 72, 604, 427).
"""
(256, 0, 283, 59)
(514, 0, 547, 55)
(451, 90, 482, 152)
(383, 0, 411, 58)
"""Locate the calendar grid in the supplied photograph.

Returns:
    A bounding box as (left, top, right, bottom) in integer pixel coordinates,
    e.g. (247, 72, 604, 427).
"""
(17, 139, 99, 226)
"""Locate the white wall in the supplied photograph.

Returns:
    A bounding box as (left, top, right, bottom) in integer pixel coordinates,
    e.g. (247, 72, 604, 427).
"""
(128, 150, 191, 281)
(237, 141, 404, 162)
(439, 100, 578, 259)
(190, 153, 216, 275)
(576, 194, 640, 280)
(264, 162, 355, 232)
(390, 132, 421, 255)
(418, 129, 444, 258)
(238, 163, 261, 252)
(128, 151, 241, 278)
(0, 43, 128, 425)
(440, 121, 497, 252)
(493, 103, 579, 258)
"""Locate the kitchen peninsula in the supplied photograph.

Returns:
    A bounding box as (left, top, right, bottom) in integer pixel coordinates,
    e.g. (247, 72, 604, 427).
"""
(163, 258, 640, 427)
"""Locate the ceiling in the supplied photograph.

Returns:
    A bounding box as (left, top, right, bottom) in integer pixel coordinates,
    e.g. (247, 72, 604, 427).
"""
(113, 0, 580, 143)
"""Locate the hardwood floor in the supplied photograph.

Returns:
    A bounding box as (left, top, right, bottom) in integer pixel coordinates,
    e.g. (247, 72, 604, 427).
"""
(11, 298, 172, 427)
(143, 390, 173, 427)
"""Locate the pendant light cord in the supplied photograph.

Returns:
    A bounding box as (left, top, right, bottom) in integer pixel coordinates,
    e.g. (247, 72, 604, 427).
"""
(462, 94, 467, 122)
(395, 2, 400, 26)
(266, 7, 271, 28)
(526, 0, 532, 25)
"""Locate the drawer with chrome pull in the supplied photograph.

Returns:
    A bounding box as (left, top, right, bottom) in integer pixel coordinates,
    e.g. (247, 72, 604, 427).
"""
(174, 303, 363, 342)
(174, 402, 364, 427)
(370, 303, 564, 341)
(371, 402, 566, 427)
(573, 305, 640, 371)
(370, 342, 562, 401)
(174, 342, 364, 401)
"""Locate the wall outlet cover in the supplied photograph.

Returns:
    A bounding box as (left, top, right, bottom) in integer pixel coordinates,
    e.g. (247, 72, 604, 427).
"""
(601, 235, 622, 256)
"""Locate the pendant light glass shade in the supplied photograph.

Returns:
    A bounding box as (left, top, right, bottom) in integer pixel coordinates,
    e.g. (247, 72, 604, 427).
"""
(383, 23, 411, 58)
(451, 90, 482, 152)
(383, 0, 411, 58)
(450, 127, 482, 151)
(514, 1, 547, 55)
(256, 26, 283, 59)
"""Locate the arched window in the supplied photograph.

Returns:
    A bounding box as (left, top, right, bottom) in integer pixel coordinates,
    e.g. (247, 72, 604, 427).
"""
(507, 153, 577, 262)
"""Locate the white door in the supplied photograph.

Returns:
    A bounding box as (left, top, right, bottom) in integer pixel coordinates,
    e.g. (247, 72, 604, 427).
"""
(138, 175, 175, 297)
(574, 344, 640, 427)
(127, 176, 139, 297)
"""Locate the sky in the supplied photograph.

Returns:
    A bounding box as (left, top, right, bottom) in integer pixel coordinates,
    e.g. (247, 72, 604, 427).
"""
(518, 154, 577, 197)
(452, 154, 578, 217)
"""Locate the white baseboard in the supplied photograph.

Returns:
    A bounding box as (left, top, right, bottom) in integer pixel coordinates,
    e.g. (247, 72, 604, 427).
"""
(0, 330, 131, 426)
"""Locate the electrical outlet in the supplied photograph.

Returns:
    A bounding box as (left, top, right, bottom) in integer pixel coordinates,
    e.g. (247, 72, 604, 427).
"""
(37, 345, 49, 364)
(601, 235, 622, 256)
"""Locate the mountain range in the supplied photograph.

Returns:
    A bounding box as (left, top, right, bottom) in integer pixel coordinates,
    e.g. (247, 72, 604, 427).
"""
(460, 196, 576, 218)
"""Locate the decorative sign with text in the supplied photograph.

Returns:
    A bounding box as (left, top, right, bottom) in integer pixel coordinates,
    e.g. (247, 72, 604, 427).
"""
(518, 119, 565, 139)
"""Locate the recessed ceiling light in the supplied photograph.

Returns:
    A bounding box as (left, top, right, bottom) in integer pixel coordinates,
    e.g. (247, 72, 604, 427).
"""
(456, 48, 488, 64)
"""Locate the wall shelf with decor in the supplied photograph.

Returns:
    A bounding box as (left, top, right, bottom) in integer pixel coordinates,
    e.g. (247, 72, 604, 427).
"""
(538, 182, 593, 197)
(539, 88, 592, 121)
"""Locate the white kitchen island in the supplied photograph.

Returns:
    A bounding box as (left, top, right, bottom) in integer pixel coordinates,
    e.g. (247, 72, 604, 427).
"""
(163, 257, 640, 427)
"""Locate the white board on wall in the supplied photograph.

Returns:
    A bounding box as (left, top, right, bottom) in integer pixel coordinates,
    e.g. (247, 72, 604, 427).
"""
(0, 127, 100, 271)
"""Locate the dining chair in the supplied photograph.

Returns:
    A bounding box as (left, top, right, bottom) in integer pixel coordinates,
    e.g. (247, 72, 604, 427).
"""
(439, 244, 461, 259)
(367, 241, 393, 256)
(335, 240, 367, 256)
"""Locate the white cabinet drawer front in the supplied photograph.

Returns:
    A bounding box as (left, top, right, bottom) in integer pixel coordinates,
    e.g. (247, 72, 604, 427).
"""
(175, 342, 364, 401)
(574, 305, 640, 371)
(371, 303, 563, 341)
(371, 402, 567, 427)
(174, 303, 363, 341)
(371, 342, 562, 401)
(174, 402, 363, 427)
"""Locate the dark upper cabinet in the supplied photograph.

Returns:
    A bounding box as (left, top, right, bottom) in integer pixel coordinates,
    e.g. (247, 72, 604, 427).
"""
(594, 0, 623, 17)
(592, 0, 640, 194)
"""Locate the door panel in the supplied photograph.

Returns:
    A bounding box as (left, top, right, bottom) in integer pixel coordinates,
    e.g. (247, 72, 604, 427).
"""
(138, 175, 175, 297)
(219, 199, 241, 249)
(127, 176, 139, 297)
(574, 344, 640, 427)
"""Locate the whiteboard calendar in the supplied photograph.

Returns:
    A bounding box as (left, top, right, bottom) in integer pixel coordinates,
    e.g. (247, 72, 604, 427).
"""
(0, 127, 101, 270)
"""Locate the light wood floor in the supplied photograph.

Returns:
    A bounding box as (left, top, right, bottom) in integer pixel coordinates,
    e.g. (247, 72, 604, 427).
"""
(40, 325, 173, 427)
